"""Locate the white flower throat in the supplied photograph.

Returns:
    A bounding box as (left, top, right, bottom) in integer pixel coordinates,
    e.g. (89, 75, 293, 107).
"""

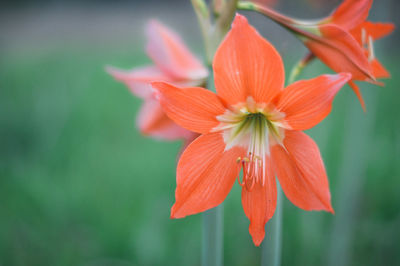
(213, 97, 284, 191)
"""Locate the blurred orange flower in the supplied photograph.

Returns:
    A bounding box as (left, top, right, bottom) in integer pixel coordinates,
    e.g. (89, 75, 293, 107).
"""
(240, 0, 394, 109)
(314, 0, 395, 109)
(152, 14, 351, 246)
(107, 20, 207, 141)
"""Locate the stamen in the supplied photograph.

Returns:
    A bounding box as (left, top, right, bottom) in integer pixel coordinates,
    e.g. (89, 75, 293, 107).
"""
(236, 157, 245, 187)
(237, 173, 245, 187)
(218, 100, 282, 192)
(240, 154, 267, 192)
(361, 28, 367, 46)
(246, 176, 255, 191)
(368, 35, 375, 61)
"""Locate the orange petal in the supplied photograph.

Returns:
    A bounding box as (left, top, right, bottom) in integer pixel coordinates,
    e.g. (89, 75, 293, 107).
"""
(213, 14, 284, 106)
(271, 131, 333, 213)
(370, 58, 390, 79)
(330, 0, 373, 30)
(306, 24, 373, 81)
(171, 133, 246, 218)
(241, 157, 276, 246)
(137, 98, 196, 140)
(350, 21, 395, 44)
(177, 133, 201, 159)
(107, 65, 170, 99)
(275, 73, 351, 131)
(348, 81, 366, 111)
(152, 82, 226, 134)
(146, 20, 208, 81)
(315, 26, 371, 79)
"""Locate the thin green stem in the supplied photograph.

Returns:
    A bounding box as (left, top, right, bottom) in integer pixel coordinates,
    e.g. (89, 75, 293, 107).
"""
(191, 0, 213, 64)
(202, 205, 224, 266)
(201, 62, 222, 266)
(288, 52, 315, 84)
(261, 183, 283, 266)
(326, 91, 377, 266)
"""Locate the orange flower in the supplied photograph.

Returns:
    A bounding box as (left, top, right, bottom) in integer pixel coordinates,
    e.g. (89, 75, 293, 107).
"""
(152, 14, 351, 246)
(315, 0, 394, 109)
(239, 0, 394, 110)
(107, 20, 207, 141)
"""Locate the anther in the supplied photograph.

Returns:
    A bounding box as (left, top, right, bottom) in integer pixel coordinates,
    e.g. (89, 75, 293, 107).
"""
(361, 28, 367, 46)
(368, 35, 375, 61)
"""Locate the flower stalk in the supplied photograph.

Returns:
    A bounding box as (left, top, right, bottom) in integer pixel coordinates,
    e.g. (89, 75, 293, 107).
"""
(201, 46, 223, 266)
(288, 52, 316, 84)
(202, 205, 224, 266)
(192, 0, 238, 65)
(261, 184, 283, 266)
(327, 90, 377, 266)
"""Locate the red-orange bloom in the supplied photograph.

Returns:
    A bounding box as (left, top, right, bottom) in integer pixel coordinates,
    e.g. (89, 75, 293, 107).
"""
(241, 0, 394, 110)
(152, 14, 351, 246)
(316, 0, 394, 109)
(107, 20, 207, 141)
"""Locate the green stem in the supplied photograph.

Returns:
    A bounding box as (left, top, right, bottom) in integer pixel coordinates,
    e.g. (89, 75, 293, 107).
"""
(202, 205, 223, 266)
(288, 52, 315, 84)
(326, 91, 377, 266)
(191, 0, 213, 64)
(261, 184, 283, 266)
(201, 60, 222, 266)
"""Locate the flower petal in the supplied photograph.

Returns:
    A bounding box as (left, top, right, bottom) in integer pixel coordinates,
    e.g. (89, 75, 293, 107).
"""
(350, 21, 395, 44)
(348, 81, 366, 111)
(146, 20, 208, 81)
(305, 24, 373, 81)
(370, 58, 390, 79)
(152, 82, 226, 134)
(171, 133, 246, 218)
(213, 14, 284, 106)
(241, 157, 276, 246)
(136, 98, 196, 140)
(271, 131, 333, 213)
(107, 65, 169, 99)
(330, 0, 373, 30)
(275, 73, 351, 131)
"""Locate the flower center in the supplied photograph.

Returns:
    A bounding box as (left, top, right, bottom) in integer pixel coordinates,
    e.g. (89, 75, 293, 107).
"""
(214, 99, 284, 191)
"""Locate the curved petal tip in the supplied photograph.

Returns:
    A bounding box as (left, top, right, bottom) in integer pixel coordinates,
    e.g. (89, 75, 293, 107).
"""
(170, 204, 183, 219)
(232, 13, 249, 28)
(249, 225, 266, 246)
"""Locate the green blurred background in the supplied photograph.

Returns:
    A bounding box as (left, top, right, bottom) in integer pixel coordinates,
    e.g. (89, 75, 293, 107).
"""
(0, 0, 399, 265)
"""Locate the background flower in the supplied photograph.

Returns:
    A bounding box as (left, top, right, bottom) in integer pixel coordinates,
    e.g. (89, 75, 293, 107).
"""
(107, 20, 207, 141)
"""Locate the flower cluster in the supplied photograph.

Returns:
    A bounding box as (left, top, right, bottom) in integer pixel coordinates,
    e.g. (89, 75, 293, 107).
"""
(108, 0, 393, 246)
